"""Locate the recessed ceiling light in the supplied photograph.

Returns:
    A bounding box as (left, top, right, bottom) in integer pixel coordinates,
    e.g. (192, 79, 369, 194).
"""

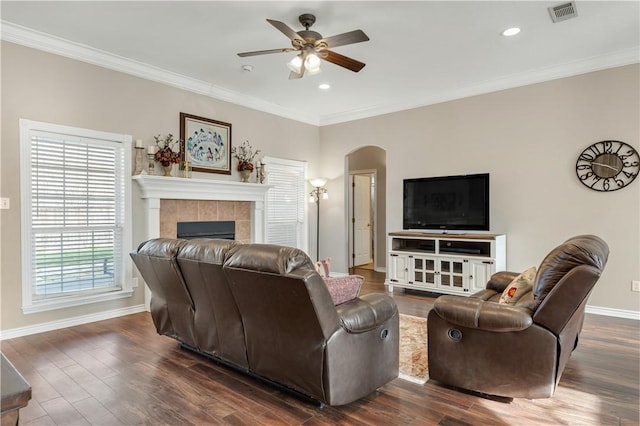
(319, 83, 331, 90)
(502, 27, 521, 37)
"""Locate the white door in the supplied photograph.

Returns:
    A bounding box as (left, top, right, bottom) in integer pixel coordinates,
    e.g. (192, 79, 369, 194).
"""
(353, 174, 372, 266)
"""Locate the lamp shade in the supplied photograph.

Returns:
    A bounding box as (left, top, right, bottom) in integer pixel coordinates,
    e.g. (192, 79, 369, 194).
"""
(309, 177, 328, 188)
(287, 55, 303, 74)
(304, 53, 322, 75)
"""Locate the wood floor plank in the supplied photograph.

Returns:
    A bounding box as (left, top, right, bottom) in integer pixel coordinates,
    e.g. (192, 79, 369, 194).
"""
(2, 267, 638, 425)
(72, 397, 124, 426)
(39, 397, 91, 426)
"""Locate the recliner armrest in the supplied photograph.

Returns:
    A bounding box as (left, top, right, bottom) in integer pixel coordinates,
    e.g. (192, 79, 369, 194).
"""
(433, 295, 533, 332)
(336, 293, 398, 333)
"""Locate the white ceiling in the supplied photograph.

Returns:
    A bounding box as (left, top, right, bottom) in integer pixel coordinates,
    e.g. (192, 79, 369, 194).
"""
(1, 1, 638, 126)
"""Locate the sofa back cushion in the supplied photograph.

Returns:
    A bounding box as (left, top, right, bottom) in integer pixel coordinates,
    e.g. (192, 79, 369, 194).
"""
(176, 238, 248, 368)
(533, 235, 609, 303)
(223, 244, 340, 402)
(532, 235, 608, 335)
(130, 238, 196, 347)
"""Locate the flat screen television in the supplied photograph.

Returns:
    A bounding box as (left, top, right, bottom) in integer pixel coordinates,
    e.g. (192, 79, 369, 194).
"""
(403, 173, 490, 231)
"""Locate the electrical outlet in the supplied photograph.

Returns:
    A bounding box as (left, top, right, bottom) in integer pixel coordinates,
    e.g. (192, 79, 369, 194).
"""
(0, 198, 9, 210)
(632, 281, 640, 292)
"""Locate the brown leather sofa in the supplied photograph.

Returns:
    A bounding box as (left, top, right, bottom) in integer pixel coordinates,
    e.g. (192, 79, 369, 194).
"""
(427, 235, 609, 399)
(130, 238, 399, 406)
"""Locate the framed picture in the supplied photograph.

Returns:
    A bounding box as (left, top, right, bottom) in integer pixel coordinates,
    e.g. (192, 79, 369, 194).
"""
(180, 112, 232, 174)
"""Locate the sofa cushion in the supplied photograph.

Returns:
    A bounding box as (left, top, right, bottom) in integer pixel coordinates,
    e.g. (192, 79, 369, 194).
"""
(323, 274, 364, 305)
(499, 266, 536, 305)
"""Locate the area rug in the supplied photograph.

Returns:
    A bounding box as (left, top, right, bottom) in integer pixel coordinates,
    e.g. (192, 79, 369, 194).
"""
(398, 314, 428, 384)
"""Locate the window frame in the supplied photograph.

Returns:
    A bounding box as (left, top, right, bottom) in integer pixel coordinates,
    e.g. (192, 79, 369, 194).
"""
(262, 156, 308, 253)
(19, 119, 134, 314)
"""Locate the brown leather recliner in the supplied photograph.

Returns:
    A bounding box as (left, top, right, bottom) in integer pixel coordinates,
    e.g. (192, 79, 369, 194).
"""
(427, 235, 609, 399)
(131, 238, 399, 406)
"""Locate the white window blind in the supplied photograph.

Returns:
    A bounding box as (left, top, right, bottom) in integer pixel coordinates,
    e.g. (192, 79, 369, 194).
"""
(262, 157, 307, 251)
(20, 120, 133, 313)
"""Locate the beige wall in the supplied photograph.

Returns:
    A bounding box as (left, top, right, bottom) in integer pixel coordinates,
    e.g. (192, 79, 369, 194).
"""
(0, 41, 320, 331)
(321, 64, 640, 313)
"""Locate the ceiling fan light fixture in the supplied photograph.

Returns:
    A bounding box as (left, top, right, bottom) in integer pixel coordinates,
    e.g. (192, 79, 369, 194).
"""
(287, 55, 303, 73)
(305, 53, 321, 68)
(304, 52, 322, 75)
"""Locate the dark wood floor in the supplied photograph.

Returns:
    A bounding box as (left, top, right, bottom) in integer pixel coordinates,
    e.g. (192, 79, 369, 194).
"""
(2, 268, 639, 425)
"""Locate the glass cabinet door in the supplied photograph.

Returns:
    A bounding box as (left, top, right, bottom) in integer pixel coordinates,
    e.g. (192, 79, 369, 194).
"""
(412, 257, 436, 286)
(438, 258, 465, 291)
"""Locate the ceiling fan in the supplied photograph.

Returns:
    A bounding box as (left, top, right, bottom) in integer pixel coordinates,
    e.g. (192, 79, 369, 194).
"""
(237, 13, 369, 79)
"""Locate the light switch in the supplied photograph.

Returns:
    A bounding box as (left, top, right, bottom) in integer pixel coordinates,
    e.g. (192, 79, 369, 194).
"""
(0, 198, 9, 210)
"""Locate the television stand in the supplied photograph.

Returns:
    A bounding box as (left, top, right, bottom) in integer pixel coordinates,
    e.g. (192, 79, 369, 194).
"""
(385, 231, 506, 296)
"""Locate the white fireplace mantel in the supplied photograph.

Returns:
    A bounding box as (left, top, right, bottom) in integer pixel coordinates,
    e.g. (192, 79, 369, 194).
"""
(132, 174, 273, 243)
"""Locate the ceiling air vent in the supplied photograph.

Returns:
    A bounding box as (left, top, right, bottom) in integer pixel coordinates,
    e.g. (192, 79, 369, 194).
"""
(548, 1, 578, 23)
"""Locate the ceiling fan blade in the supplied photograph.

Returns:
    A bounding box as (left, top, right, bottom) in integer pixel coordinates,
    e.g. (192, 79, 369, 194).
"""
(319, 29, 369, 48)
(237, 48, 296, 57)
(267, 19, 305, 43)
(288, 71, 303, 80)
(322, 50, 366, 72)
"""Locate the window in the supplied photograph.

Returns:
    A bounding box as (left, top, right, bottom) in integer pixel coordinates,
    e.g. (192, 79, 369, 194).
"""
(20, 119, 133, 313)
(262, 156, 307, 251)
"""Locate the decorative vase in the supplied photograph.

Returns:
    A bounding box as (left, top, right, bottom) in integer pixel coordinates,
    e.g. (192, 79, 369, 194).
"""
(239, 169, 252, 182)
(163, 164, 173, 176)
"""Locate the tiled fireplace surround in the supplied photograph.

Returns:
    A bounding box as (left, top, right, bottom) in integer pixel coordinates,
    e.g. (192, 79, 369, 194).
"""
(160, 199, 251, 243)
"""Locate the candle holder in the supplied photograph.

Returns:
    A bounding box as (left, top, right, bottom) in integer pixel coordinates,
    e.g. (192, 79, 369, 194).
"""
(147, 153, 156, 175)
(181, 160, 192, 178)
(133, 147, 144, 175)
(256, 161, 265, 184)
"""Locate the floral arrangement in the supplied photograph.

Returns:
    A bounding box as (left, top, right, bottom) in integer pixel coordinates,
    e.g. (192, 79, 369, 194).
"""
(153, 134, 182, 167)
(231, 140, 260, 171)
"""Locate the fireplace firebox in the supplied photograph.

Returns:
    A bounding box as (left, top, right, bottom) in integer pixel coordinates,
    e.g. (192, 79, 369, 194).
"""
(177, 221, 236, 240)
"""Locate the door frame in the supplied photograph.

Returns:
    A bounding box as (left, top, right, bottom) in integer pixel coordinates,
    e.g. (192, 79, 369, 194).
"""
(347, 169, 377, 269)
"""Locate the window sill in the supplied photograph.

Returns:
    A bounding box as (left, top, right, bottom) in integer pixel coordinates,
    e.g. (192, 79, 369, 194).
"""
(22, 288, 134, 314)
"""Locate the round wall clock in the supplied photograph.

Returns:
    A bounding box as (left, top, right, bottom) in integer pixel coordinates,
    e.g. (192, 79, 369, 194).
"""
(576, 140, 639, 192)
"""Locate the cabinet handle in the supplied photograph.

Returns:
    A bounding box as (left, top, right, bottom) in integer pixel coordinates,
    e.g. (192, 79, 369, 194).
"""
(482, 261, 493, 264)
(469, 275, 473, 279)
(390, 254, 398, 257)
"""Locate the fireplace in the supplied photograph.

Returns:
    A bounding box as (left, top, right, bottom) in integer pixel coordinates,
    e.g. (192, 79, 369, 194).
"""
(133, 175, 273, 310)
(177, 221, 235, 240)
(133, 175, 272, 244)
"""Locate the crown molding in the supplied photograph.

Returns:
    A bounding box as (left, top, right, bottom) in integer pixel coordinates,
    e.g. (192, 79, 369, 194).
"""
(319, 47, 640, 126)
(0, 21, 320, 126)
(2, 21, 637, 128)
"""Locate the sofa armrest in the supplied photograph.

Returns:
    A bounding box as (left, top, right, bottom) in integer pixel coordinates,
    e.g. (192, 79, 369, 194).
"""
(336, 293, 398, 333)
(486, 271, 520, 293)
(433, 295, 533, 332)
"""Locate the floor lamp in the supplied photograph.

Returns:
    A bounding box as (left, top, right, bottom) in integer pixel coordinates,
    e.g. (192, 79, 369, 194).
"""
(309, 178, 328, 261)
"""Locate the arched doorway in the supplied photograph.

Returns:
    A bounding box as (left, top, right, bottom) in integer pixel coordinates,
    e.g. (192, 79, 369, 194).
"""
(346, 146, 387, 272)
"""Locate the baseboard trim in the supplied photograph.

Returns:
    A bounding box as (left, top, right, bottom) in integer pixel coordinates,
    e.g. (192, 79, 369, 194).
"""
(586, 305, 640, 320)
(0, 304, 147, 340)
